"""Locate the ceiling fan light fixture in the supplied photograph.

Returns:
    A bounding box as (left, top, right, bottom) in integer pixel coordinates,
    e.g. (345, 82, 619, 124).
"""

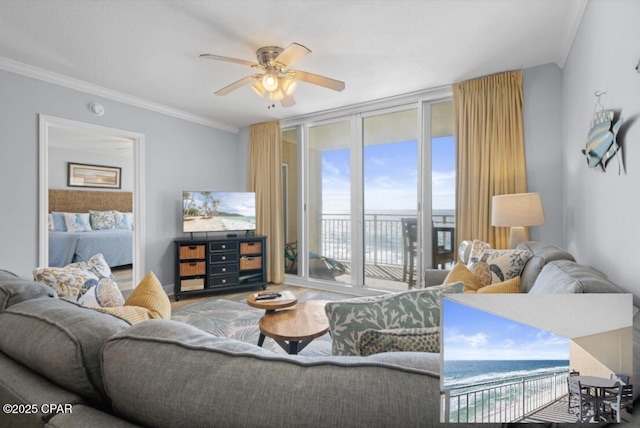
(251, 81, 266, 97)
(269, 88, 285, 102)
(262, 73, 279, 92)
(280, 77, 297, 96)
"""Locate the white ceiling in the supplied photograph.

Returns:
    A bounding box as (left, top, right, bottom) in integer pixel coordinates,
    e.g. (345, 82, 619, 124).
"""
(448, 294, 633, 339)
(0, 0, 587, 133)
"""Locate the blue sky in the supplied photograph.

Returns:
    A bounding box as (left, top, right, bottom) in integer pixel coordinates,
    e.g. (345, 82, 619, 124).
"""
(442, 298, 570, 361)
(321, 136, 456, 213)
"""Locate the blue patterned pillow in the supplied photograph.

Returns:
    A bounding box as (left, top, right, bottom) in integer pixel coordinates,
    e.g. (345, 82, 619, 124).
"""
(63, 212, 91, 232)
(89, 210, 116, 230)
(115, 211, 133, 229)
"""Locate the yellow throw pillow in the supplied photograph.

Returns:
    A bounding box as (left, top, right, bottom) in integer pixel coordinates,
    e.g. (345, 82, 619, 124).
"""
(477, 276, 521, 294)
(125, 271, 171, 319)
(95, 306, 153, 324)
(444, 263, 483, 293)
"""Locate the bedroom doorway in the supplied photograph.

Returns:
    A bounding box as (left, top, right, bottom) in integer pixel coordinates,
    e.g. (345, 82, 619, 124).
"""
(38, 115, 145, 287)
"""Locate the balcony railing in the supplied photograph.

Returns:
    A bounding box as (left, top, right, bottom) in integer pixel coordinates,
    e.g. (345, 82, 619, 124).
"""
(319, 212, 455, 266)
(441, 372, 570, 423)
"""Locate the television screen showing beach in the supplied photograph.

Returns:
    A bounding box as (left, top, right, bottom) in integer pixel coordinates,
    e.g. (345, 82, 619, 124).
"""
(183, 191, 256, 232)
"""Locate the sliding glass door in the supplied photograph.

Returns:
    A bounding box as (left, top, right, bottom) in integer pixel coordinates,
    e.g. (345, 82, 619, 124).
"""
(363, 108, 419, 291)
(430, 100, 456, 270)
(307, 120, 352, 284)
(282, 95, 455, 292)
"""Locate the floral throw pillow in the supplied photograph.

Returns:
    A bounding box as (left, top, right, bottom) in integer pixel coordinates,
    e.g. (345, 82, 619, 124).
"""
(89, 210, 116, 230)
(33, 266, 123, 308)
(68, 253, 116, 281)
(468, 249, 532, 287)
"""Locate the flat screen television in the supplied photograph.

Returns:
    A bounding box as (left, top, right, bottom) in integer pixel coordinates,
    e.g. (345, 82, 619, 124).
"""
(182, 191, 256, 233)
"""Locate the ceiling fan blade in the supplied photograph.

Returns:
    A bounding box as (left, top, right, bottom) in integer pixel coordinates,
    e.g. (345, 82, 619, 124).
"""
(200, 54, 260, 69)
(281, 94, 296, 108)
(215, 75, 260, 96)
(274, 43, 311, 69)
(290, 70, 345, 92)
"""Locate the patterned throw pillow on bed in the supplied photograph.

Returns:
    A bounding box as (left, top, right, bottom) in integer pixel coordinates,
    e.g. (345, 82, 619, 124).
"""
(89, 210, 116, 230)
(114, 211, 133, 229)
(63, 212, 92, 232)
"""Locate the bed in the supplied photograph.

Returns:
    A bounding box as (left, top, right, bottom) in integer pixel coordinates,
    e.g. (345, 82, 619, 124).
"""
(48, 189, 133, 268)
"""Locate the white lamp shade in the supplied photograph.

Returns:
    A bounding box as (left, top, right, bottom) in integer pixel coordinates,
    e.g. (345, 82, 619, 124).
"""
(280, 77, 297, 96)
(491, 192, 545, 227)
(251, 81, 266, 97)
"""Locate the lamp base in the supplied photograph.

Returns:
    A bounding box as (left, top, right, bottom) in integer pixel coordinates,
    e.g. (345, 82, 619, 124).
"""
(509, 226, 528, 249)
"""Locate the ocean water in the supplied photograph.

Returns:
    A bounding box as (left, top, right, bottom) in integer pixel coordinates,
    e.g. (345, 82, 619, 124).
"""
(321, 209, 455, 264)
(443, 359, 570, 390)
(443, 359, 570, 422)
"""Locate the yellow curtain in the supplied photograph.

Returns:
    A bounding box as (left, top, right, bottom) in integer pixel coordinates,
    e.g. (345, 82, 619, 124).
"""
(248, 121, 285, 283)
(454, 70, 527, 250)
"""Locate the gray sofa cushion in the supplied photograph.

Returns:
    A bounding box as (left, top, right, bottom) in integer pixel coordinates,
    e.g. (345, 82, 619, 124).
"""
(103, 319, 441, 428)
(0, 351, 86, 428)
(46, 405, 141, 428)
(0, 298, 129, 406)
(516, 241, 575, 292)
(529, 260, 624, 294)
(0, 278, 57, 311)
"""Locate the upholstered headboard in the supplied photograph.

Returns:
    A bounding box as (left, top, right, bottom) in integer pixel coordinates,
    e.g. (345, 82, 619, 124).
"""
(48, 189, 132, 213)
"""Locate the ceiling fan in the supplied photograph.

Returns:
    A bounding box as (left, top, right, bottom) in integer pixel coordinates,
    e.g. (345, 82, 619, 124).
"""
(200, 43, 345, 108)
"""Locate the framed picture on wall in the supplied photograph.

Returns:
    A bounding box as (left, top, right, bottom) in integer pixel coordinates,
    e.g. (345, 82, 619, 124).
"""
(67, 162, 121, 189)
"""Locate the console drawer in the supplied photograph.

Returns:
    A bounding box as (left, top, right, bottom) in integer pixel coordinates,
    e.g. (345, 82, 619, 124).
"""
(179, 261, 206, 276)
(209, 264, 238, 275)
(240, 241, 262, 255)
(181, 277, 205, 291)
(208, 274, 238, 288)
(209, 241, 238, 252)
(240, 256, 262, 270)
(179, 244, 205, 260)
(209, 252, 238, 264)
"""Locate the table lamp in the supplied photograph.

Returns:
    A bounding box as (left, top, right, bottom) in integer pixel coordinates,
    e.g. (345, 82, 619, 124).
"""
(491, 192, 545, 248)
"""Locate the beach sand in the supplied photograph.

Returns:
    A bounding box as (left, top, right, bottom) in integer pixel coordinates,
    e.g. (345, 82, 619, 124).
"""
(184, 216, 254, 232)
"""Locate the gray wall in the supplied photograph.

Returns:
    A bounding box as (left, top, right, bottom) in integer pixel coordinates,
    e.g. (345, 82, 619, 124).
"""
(562, 0, 640, 296)
(0, 69, 241, 283)
(522, 64, 564, 247)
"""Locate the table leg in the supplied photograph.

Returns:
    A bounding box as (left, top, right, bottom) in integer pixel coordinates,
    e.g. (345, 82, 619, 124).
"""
(288, 341, 299, 355)
(257, 333, 265, 347)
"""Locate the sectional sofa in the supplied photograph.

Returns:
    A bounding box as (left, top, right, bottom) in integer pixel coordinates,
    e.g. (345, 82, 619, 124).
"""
(0, 270, 448, 428)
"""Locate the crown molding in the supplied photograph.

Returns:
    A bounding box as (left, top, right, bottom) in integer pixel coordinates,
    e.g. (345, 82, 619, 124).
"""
(556, 0, 588, 68)
(0, 56, 238, 134)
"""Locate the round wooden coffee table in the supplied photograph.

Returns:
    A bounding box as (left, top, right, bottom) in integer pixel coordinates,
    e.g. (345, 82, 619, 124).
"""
(257, 300, 330, 355)
(246, 290, 298, 312)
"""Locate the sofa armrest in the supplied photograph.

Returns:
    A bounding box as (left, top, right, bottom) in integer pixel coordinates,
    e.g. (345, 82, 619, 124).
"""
(325, 282, 463, 356)
(424, 268, 450, 287)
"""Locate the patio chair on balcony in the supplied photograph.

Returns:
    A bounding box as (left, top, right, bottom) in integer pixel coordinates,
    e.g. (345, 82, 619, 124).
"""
(432, 222, 455, 269)
(284, 242, 297, 274)
(567, 377, 596, 422)
(401, 218, 417, 289)
(599, 382, 633, 423)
